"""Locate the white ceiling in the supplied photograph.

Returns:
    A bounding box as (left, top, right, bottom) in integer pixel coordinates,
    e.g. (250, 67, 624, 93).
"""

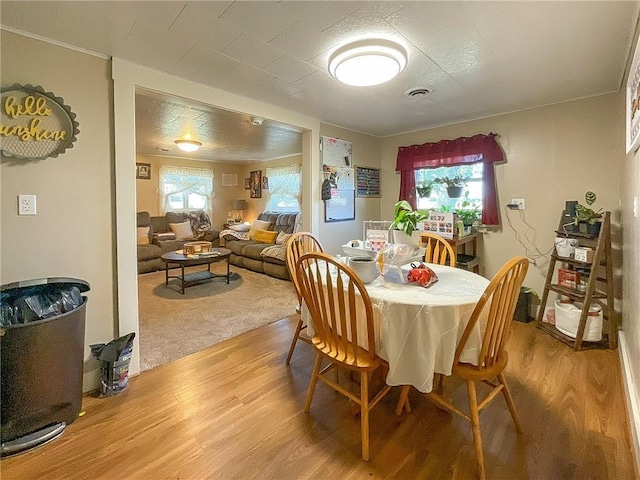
(2, 1, 639, 161)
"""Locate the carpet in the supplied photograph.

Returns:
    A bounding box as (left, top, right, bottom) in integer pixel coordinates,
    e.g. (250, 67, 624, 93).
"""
(137, 263, 297, 371)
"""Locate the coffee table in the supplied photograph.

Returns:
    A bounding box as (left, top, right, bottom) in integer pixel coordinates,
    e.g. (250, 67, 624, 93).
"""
(161, 247, 232, 294)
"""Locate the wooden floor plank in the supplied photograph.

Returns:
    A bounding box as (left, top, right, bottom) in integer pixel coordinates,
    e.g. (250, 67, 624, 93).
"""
(1, 318, 637, 480)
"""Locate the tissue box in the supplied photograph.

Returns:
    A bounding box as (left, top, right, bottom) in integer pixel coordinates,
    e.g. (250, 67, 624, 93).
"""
(574, 247, 594, 263)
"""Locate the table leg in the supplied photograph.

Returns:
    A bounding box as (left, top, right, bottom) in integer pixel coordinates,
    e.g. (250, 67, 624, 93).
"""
(180, 264, 186, 295)
(226, 257, 230, 284)
(165, 263, 169, 285)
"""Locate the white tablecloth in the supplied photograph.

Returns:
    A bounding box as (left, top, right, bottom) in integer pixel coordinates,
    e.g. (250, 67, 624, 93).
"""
(303, 263, 490, 393)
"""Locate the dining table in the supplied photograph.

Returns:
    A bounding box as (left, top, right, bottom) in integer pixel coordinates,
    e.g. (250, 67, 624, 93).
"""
(303, 262, 490, 393)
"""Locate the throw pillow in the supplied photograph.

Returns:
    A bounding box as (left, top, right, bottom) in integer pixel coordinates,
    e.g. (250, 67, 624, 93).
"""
(169, 221, 194, 241)
(136, 226, 150, 245)
(189, 210, 212, 240)
(248, 219, 271, 240)
(276, 231, 293, 245)
(253, 229, 278, 244)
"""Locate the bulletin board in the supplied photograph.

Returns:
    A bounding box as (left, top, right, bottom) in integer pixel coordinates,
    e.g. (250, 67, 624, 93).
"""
(324, 189, 355, 223)
(321, 136, 352, 167)
(356, 166, 380, 197)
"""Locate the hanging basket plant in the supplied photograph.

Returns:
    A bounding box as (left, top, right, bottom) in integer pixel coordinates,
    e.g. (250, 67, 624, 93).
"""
(415, 183, 433, 198)
(434, 174, 468, 199)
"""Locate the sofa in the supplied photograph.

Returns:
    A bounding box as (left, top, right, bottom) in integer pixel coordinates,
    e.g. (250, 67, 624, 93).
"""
(222, 211, 299, 280)
(136, 211, 220, 274)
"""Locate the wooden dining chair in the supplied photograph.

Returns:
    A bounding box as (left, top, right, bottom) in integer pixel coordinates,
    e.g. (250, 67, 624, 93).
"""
(421, 232, 457, 267)
(284, 232, 324, 365)
(296, 252, 391, 461)
(397, 256, 529, 480)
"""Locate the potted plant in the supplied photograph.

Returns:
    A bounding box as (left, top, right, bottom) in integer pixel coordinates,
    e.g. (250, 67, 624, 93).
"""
(573, 191, 603, 236)
(455, 193, 480, 229)
(434, 174, 468, 198)
(415, 181, 434, 198)
(390, 200, 428, 247)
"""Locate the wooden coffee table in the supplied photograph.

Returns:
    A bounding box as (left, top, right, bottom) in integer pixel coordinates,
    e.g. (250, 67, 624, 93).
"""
(161, 247, 232, 294)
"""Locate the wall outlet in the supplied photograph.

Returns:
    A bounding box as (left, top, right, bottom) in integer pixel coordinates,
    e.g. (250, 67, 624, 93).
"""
(18, 195, 36, 215)
(511, 198, 525, 210)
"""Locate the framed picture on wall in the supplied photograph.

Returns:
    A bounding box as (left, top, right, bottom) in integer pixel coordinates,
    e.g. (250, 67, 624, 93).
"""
(250, 170, 262, 198)
(262, 176, 269, 189)
(244, 178, 251, 190)
(627, 33, 640, 153)
(221, 173, 238, 187)
(136, 163, 151, 180)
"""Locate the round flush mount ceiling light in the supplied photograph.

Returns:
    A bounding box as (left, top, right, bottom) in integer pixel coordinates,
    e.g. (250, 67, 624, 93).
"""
(328, 39, 408, 87)
(175, 139, 202, 152)
(250, 116, 264, 126)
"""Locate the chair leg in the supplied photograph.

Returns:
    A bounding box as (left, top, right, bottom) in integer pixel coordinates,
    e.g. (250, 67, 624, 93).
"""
(497, 373, 523, 434)
(360, 371, 370, 461)
(467, 380, 486, 480)
(395, 385, 411, 415)
(304, 353, 322, 413)
(285, 317, 305, 365)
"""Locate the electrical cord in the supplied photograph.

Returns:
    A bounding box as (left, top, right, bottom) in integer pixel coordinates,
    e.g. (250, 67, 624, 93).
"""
(504, 206, 555, 265)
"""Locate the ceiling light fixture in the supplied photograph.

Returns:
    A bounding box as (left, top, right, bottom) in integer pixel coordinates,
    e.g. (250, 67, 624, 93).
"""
(250, 116, 264, 126)
(174, 139, 202, 153)
(328, 39, 408, 87)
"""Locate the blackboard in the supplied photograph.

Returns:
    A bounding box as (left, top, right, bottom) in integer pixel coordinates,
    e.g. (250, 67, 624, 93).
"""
(356, 166, 380, 197)
(325, 189, 355, 223)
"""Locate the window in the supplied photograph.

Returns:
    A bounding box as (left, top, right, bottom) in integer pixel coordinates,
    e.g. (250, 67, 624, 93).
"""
(265, 165, 301, 212)
(415, 163, 483, 212)
(159, 165, 214, 215)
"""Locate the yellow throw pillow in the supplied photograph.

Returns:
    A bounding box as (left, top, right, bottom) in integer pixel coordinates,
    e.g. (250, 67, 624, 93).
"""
(169, 221, 193, 241)
(253, 229, 278, 244)
(248, 219, 271, 240)
(137, 226, 150, 245)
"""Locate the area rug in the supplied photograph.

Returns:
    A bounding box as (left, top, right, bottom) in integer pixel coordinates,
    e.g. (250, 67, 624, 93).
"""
(137, 263, 297, 371)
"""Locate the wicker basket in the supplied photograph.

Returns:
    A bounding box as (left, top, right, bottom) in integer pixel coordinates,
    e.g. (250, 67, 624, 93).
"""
(183, 241, 212, 255)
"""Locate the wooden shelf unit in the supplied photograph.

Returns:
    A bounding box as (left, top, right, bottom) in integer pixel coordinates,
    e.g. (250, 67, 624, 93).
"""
(447, 232, 481, 274)
(535, 211, 615, 351)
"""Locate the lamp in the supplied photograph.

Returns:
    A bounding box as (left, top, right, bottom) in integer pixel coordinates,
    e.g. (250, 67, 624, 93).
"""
(328, 39, 408, 87)
(175, 139, 202, 152)
(232, 199, 247, 222)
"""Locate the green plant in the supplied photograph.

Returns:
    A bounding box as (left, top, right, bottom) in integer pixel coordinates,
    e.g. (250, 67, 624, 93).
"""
(456, 208, 480, 226)
(574, 191, 603, 225)
(415, 181, 434, 197)
(434, 174, 468, 188)
(390, 200, 428, 236)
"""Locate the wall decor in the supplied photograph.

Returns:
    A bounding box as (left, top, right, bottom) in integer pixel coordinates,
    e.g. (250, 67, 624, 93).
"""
(244, 177, 250, 190)
(136, 163, 151, 180)
(0, 83, 79, 160)
(221, 173, 238, 187)
(356, 166, 380, 197)
(627, 34, 640, 153)
(262, 176, 269, 189)
(250, 170, 262, 198)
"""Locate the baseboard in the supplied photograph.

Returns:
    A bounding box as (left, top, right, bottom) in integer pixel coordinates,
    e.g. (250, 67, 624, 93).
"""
(618, 331, 640, 477)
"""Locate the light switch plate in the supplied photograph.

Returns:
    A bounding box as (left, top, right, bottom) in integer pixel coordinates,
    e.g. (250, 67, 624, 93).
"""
(18, 195, 36, 215)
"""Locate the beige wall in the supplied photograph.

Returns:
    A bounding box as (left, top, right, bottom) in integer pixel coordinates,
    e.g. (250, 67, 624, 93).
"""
(0, 31, 115, 390)
(135, 154, 244, 230)
(317, 124, 381, 255)
(381, 93, 624, 298)
(241, 155, 302, 222)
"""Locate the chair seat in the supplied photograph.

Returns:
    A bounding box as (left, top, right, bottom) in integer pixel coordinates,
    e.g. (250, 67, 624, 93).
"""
(311, 337, 380, 371)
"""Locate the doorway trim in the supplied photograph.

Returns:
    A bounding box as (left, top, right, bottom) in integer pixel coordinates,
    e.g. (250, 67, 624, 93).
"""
(112, 59, 321, 375)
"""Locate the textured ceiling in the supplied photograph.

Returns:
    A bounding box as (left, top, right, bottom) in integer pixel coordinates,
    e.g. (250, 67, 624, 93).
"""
(2, 1, 639, 161)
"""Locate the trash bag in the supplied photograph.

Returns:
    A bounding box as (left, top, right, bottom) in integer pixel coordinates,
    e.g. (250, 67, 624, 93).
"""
(90, 332, 135, 397)
(0, 286, 83, 326)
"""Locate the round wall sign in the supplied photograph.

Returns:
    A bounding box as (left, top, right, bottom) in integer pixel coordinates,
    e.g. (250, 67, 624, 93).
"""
(0, 83, 79, 160)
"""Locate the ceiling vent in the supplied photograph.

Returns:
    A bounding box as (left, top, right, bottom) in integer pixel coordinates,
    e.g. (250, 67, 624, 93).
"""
(404, 88, 431, 99)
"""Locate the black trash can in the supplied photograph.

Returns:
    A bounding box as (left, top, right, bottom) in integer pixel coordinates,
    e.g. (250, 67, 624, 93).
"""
(514, 287, 532, 323)
(0, 277, 89, 457)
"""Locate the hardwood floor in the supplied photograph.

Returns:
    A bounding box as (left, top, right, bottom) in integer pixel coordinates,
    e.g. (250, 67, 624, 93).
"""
(2, 318, 637, 480)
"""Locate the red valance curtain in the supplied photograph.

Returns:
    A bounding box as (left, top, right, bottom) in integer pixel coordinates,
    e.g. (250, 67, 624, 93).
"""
(395, 133, 504, 225)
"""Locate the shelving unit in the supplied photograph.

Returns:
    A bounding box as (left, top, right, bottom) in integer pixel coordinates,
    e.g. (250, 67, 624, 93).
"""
(535, 211, 615, 350)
